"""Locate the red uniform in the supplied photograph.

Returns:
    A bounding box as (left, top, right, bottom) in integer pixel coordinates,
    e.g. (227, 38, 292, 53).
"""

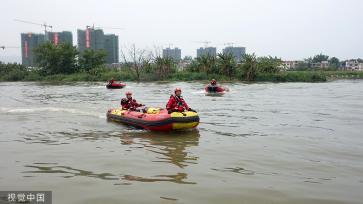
(121, 97, 143, 111)
(166, 95, 190, 112)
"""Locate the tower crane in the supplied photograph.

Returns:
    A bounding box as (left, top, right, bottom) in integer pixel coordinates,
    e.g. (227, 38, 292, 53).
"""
(86, 25, 124, 30)
(14, 19, 53, 34)
(224, 42, 235, 47)
(196, 41, 211, 47)
(0, 46, 20, 50)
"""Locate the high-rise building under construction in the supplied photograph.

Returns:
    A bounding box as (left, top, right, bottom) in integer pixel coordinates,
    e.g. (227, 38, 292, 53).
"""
(196, 47, 217, 58)
(21, 31, 73, 66)
(77, 28, 119, 64)
(162, 48, 181, 61)
(223, 46, 246, 62)
(47, 31, 73, 46)
(21, 33, 45, 67)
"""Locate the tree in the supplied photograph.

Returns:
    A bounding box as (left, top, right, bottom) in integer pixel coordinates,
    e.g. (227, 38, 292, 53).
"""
(0, 62, 27, 81)
(79, 49, 107, 72)
(217, 53, 236, 79)
(34, 42, 78, 75)
(183, 56, 193, 61)
(329, 57, 340, 69)
(195, 54, 217, 74)
(120, 44, 146, 82)
(154, 56, 175, 79)
(295, 62, 309, 70)
(241, 53, 257, 81)
(312, 53, 329, 63)
(257, 56, 282, 73)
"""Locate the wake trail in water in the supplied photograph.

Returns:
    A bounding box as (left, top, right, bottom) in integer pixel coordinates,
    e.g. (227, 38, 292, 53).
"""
(0, 107, 106, 119)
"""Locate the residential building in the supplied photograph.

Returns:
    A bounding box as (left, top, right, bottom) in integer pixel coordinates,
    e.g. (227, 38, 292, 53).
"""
(104, 34, 119, 64)
(311, 61, 329, 69)
(77, 27, 119, 64)
(343, 59, 363, 71)
(197, 47, 217, 58)
(77, 28, 105, 53)
(21, 32, 45, 67)
(162, 48, 181, 61)
(47, 31, 73, 46)
(222, 46, 246, 62)
(280, 60, 303, 70)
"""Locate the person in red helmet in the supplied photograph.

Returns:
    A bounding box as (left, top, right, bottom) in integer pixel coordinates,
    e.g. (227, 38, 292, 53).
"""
(210, 79, 217, 86)
(121, 91, 144, 111)
(166, 88, 196, 114)
(206, 79, 219, 92)
(108, 78, 115, 85)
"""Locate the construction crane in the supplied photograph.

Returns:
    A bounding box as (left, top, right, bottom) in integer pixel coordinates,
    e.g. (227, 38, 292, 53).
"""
(14, 19, 53, 33)
(0, 46, 20, 50)
(86, 25, 124, 30)
(195, 41, 211, 47)
(224, 42, 235, 47)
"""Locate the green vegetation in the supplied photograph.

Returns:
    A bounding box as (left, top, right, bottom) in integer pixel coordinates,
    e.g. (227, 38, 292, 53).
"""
(1, 45, 363, 83)
(79, 49, 107, 72)
(34, 42, 79, 75)
(255, 71, 327, 82)
(0, 62, 28, 81)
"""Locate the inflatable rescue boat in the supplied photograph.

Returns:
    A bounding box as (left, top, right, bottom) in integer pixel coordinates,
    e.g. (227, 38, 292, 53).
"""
(107, 107, 199, 131)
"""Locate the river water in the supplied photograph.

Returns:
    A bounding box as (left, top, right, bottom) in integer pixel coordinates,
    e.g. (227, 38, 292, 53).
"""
(0, 81, 363, 204)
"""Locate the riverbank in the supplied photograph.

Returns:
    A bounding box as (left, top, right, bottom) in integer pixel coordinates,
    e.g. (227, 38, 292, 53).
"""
(1, 68, 363, 83)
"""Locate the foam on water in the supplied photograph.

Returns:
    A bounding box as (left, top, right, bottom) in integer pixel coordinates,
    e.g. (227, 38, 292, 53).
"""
(0, 107, 105, 118)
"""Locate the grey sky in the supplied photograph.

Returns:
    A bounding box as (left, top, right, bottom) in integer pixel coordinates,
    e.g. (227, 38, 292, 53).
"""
(1, 0, 362, 63)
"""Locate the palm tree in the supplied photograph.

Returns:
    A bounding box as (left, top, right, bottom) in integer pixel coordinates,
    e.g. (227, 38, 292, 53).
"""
(217, 53, 236, 79)
(196, 54, 216, 74)
(154, 56, 175, 79)
(241, 53, 257, 81)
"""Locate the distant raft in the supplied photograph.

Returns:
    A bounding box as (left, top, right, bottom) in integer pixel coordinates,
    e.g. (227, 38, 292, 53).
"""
(107, 107, 199, 131)
(106, 82, 126, 89)
(205, 85, 228, 96)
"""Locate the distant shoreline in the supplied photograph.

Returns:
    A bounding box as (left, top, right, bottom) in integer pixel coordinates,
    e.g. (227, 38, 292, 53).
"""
(1, 70, 363, 83)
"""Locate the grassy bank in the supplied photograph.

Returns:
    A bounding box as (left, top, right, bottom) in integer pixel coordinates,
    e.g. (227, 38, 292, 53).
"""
(1, 68, 363, 83)
(255, 71, 327, 82)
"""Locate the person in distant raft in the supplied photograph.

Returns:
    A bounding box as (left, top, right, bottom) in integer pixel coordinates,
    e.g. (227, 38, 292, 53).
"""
(206, 79, 219, 92)
(121, 92, 144, 111)
(210, 79, 217, 86)
(166, 88, 196, 114)
(108, 79, 115, 85)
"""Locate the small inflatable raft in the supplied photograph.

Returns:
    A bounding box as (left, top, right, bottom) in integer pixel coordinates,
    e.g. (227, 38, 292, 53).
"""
(107, 107, 199, 131)
(205, 85, 228, 96)
(106, 83, 126, 89)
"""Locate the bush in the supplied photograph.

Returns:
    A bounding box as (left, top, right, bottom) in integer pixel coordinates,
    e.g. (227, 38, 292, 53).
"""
(24, 71, 42, 81)
(255, 71, 327, 82)
(1, 69, 26, 81)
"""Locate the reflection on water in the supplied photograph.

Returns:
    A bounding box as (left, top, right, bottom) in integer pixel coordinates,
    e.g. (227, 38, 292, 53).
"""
(211, 167, 255, 175)
(23, 164, 196, 185)
(120, 130, 200, 168)
(122, 173, 196, 184)
(23, 164, 119, 180)
(22, 129, 200, 185)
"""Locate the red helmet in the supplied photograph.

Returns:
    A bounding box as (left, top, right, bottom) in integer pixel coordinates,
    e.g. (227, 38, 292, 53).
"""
(211, 79, 217, 85)
(125, 91, 132, 96)
(174, 88, 182, 93)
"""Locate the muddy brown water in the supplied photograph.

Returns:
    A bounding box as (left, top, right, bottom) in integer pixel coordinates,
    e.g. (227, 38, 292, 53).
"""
(1, 81, 363, 204)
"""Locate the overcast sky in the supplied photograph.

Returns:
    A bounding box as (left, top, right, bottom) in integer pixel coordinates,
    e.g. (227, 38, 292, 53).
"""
(0, 0, 362, 63)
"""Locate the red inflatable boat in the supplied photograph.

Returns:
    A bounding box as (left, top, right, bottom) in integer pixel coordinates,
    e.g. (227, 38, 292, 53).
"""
(205, 85, 228, 96)
(106, 82, 126, 89)
(107, 107, 199, 131)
